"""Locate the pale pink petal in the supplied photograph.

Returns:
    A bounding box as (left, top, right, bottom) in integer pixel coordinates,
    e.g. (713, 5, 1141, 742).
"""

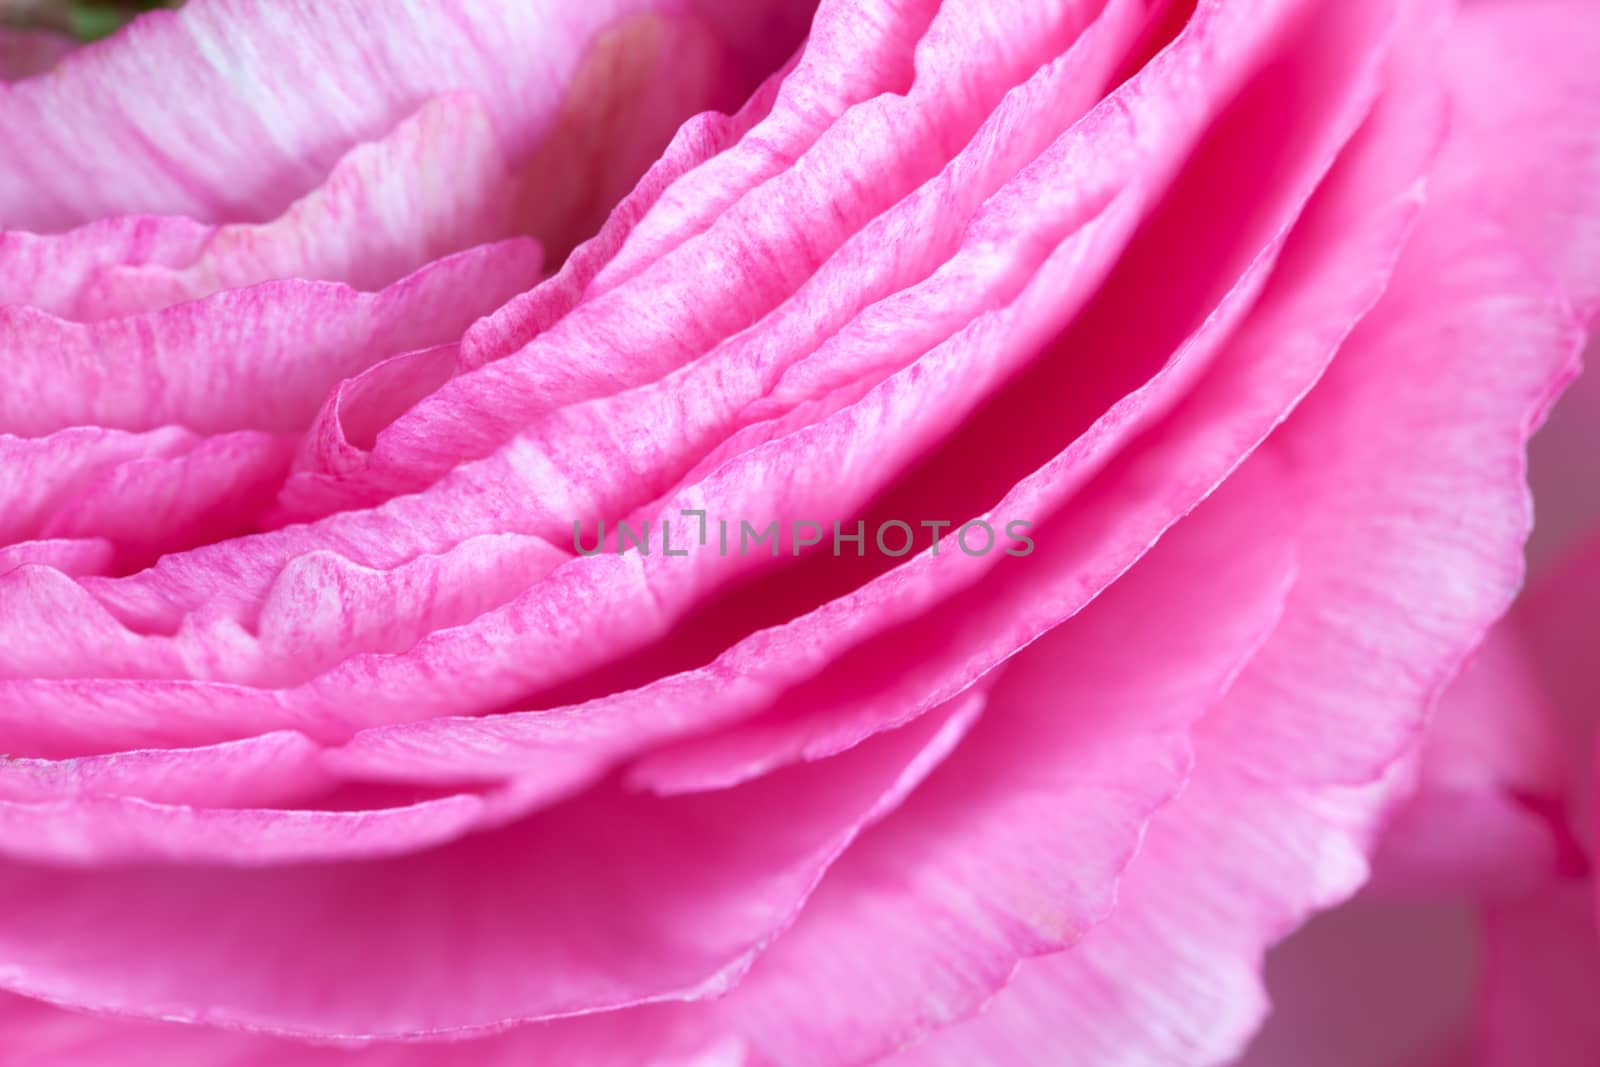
(0, 427, 205, 543)
(250, 534, 571, 682)
(0, 538, 113, 578)
(0, 0, 807, 231)
(0, 94, 525, 323)
(0, 529, 572, 689)
(38, 431, 297, 573)
(0, 427, 292, 573)
(0, 241, 541, 436)
(0, 565, 190, 680)
(0, 217, 208, 317)
(269, 344, 461, 522)
(0, 792, 490, 867)
(82, 93, 524, 318)
(0, 679, 292, 759)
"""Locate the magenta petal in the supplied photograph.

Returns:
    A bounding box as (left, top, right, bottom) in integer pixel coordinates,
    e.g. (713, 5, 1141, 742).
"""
(0, 991, 739, 1067)
(0, 792, 492, 867)
(0, 731, 329, 806)
(0, 538, 113, 578)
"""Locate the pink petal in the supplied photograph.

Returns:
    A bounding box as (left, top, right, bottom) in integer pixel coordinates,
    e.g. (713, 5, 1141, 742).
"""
(1369, 622, 1581, 896)
(37, 431, 297, 574)
(0, 792, 490, 867)
(1200, 185, 1584, 787)
(704, 452, 1295, 1066)
(882, 2, 1582, 1056)
(0, 539, 113, 578)
(0, 990, 742, 1067)
(0, 427, 291, 573)
(318, 0, 1120, 506)
(50, 0, 1399, 757)
(0, 694, 978, 1035)
(0, 731, 330, 806)
(884, 754, 1408, 1066)
(0, 217, 208, 318)
(0, 94, 523, 323)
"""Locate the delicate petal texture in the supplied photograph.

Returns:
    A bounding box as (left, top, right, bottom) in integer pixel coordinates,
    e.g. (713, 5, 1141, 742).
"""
(886, 752, 1409, 1066)
(81, 94, 527, 317)
(2, 0, 1598, 1061)
(705, 458, 1297, 1066)
(1200, 196, 1582, 785)
(0, 217, 210, 319)
(0, 242, 542, 436)
(0, 0, 807, 230)
(0, 697, 979, 1034)
(0, 94, 527, 322)
(1438, 0, 1600, 323)
(884, 14, 1580, 1061)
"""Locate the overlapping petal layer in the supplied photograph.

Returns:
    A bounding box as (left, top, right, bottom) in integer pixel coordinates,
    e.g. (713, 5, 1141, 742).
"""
(1, 0, 1597, 1063)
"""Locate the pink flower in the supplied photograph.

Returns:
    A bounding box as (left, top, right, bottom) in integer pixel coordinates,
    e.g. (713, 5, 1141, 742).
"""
(0, 1, 1594, 1064)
